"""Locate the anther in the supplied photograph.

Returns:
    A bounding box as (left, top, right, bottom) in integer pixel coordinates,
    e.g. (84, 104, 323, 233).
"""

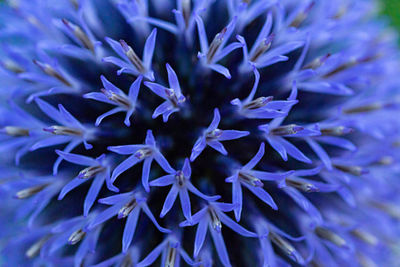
(269, 231, 301, 263)
(289, 2, 315, 28)
(182, 0, 191, 27)
(250, 34, 274, 62)
(118, 198, 138, 219)
(320, 126, 353, 136)
(351, 229, 378, 246)
(119, 40, 146, 73)
(165, 88, 186, 107)
(25, 235, 51, 258)
(303, 53, 331, 70)
(1, 60, 25, 73)
(43, 126, 83, 136)
(62, 19, 94, 52)
(206, 129, 223, 140)
(121, 254, 133, 267)
(69, 0, 79, 10)
(68, 229, 86, 245)
(315, 227, 347, 247)
(375, 156, 394, 166)
(286, 178, 319, 192)
(209, 207, 222, 232)
(101, 89, 131, 109)
(78, 165, 105, 179)
(238, 171, 264, 187)
(243, 96, 274, 110)
(15, 184, 48, 199)
(2, 126, 29, 137)
(165, 243, 177, 267)
(33, 60, 72, 87)
(175, 171, 185, 187)
(271, 124, 304, 136)
(207, 28, 227, 63)
(134, 148, 153, 160)
(343, 103, 383, 114)
(371, 202, 400, 220)
(333, 164, 369, 176)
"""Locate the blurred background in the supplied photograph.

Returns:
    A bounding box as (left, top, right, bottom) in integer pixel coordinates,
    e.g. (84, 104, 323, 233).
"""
(382, 0, 400, 29)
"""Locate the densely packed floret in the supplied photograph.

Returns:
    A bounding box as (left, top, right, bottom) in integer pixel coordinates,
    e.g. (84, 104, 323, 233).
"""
(1, 0, 400, 266)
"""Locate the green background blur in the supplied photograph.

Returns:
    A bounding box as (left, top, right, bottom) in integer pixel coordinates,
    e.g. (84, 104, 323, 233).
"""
(383, 0, 400, 29)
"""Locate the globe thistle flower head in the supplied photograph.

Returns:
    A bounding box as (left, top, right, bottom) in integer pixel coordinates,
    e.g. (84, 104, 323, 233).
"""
(1, 0, 400, 266)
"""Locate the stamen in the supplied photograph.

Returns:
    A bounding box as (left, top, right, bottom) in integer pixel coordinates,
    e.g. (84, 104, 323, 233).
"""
(315, 227, 347, 247)
(238, 171, 264, 187)
(303, 53, 331, 70)
(321, 126, 353, 136)
(351, 229, 378, 246)
(165, 243, 177, 267)
(62, 19, 94, 52)
(26, 235, 51, 258)
(43, 126, 83, 136)
(121, 254, 133, 267)
(206, 129, 223, 140)
(271, 124, 304, 136)
(2, 126, 30, 137)
(165, 88, 186, 107)
(118, 198, 137, 219)
(289, 2, 315, 28)
(68, 229, 86, 245)
(371, 202, 400, 220)
(333, 164, 368, 176)
(343, 103, 383, 114)
(375, 156, 394, 166)
(286, 178, 319, 192)
(78, 165, 105, 179)
(175, 170, 185, 187)
(181, 0, 191, 27)
(69, 0, 79, 10)
(209, 207, 222, 232)
(33, 60, 72, 87)
(243, 96, 274, 110)
(269, 231, 301, 263)
(119, 40, 146, 73)
(250, 34, 274, 62)
(1, 59, 25, 73)
(207, 27, 227, 63)
(15, 184, 48, 199)
(333, 6, 347, 19)
(134, 148, 153, 159)
(357, 253, 378, 267)
(323, 57, 358, 78)
(101, 89, 132, 109)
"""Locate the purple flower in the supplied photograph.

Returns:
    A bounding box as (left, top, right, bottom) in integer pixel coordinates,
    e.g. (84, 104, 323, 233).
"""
(103, 28, 157, 80)
(195, 14, 242, 78)
(56, 151, 118, 216)
(84, 75, 142, 126)
(150, 158, 220, 221)
(179, 201, 256, 266)
(86, 190, 170, 253)
(137, 233, 195, 266)
(225, 142, 293, 220)
(108, 130, 173, 191)
(144, 63, 186, 122)
(230, 67, 297, 119)
(190, 108, 249, 161)
(31, 98, 96, 174)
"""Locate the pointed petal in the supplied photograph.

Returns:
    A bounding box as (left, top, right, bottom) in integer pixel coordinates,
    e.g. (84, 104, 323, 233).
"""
(142, 158, 152, 192)
(141, 203, 171, 233)
(160, 185, 179, 217)
(218, 211, 257, 237)
(243, 183, 278, 210)
(218, 130, 249, 141)
(83, 175, 104, 216)
(194, 218, 208, 257)
(143, 28, 157, 69)
(59, 177, 86, 200)
(179, 188, 192, 221)
(150, 174, 175, 187)
(122, 208, 140, 252)
(242, 143, 265, 171)
(210, 228, 231, 266)
(110, 154, 140, 183)
(208, 140, 228, 155)
(55, 150, 97, 166)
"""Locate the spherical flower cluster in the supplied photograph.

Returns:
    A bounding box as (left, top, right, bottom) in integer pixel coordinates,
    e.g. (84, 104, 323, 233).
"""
(0, 0, 400, 266)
